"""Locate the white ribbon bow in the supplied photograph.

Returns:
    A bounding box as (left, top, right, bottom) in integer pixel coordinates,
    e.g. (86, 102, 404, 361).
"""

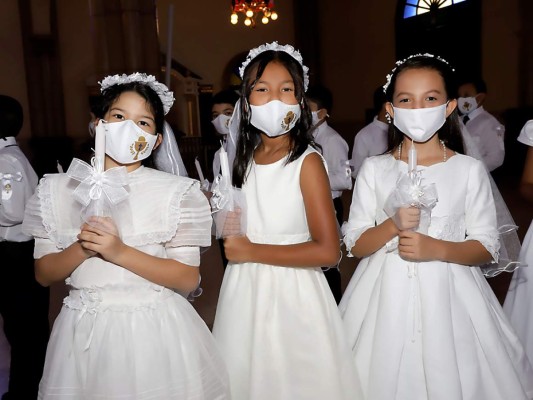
(0, 172, 22, 182)
(66, 158, 129, 206)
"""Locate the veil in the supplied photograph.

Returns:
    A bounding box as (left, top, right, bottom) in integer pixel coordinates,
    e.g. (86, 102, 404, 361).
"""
(461, 124, 523, 277)
(153, 121, 188, 177)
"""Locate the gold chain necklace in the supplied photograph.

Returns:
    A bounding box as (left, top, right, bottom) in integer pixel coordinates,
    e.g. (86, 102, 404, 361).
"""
(397, 140, 447, 162)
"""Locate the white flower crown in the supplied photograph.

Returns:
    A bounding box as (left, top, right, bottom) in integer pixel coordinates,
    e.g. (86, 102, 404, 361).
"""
(99, 72, 175, 115)
(382, 53, 455, 93)
(239, 41, 310, 91)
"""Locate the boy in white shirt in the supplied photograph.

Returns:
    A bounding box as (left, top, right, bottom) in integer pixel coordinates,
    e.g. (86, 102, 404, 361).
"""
(458, 77, 505, 171)
(0, 95, 49, 400)
(350, 87, 389, 178)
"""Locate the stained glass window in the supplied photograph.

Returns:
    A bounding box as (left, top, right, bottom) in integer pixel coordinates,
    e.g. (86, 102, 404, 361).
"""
(403, 0, 467, 19)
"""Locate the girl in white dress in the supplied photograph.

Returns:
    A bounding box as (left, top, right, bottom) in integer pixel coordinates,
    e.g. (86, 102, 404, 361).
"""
(340, 55, 533, 400)
(212, 42, 362, 400)
(504, 119, 533, 365)
(22, 73, 230, 399)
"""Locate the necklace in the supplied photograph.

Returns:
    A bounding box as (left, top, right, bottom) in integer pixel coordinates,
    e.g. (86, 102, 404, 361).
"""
(397, 140, 447, 162)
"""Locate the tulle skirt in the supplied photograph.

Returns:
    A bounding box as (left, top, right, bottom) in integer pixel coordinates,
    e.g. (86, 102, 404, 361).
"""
(39, 286, 230, 399)
(504, 221, 533, 366)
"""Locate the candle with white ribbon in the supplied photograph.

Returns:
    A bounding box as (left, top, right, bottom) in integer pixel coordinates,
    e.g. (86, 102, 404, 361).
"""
(194, 157, 205, 183)
(94, 122, 106, 172)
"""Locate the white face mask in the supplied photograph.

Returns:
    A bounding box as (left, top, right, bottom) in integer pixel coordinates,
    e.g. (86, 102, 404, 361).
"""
(250, 100, 301, 137)
(211, 114, 231, 136)
(392, 103, 448, 143)
(98, 120, 158, 164)
(457, 97, 478, 115)
(311, 111, 321, 126)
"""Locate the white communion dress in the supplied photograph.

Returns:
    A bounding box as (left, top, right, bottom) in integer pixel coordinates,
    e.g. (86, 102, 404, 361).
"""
(340, 153, 533, 400)
(504, 122, 533, 366)
(22, 166, 230, 400)
(212, 147, 362, 400)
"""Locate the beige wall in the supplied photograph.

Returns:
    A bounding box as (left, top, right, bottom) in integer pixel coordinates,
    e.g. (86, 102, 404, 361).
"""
(0, 0, 525, 146)
(155, 0, 295, 91)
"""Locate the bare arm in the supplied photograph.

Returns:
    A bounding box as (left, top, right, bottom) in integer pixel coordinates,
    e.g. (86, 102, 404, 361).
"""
(398, 231, 493, 265)
(520, 146, 533, 202)
(224, 152, 340, 267)
(35, 241, 93, 286)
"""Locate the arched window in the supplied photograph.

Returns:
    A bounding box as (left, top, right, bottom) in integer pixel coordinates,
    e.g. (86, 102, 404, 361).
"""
(395, 0, 481, 78)
(403, 0, 467, 19)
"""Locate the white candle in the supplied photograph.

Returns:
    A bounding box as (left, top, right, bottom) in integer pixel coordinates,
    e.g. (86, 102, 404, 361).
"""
(195, 157, 205, 182)
(56, 160, 64, 173)
(220, 144, 231, 179)
(408, 140, 417, 174)
(94, 121, 106, 172)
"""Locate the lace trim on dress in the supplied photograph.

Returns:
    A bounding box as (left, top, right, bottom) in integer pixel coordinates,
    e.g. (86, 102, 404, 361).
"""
(38, 175, 79, 248)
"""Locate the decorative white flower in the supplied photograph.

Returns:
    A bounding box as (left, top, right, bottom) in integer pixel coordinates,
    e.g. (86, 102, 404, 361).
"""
(382, 53, 454, 93)
(239, 41, 310, 91)
(99, 73, 175, 115)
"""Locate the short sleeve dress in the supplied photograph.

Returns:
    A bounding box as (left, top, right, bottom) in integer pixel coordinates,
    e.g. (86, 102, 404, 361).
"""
(23, 166, 230, 400)
(212, 147, 362, 400)
(340, 153, 533, 400)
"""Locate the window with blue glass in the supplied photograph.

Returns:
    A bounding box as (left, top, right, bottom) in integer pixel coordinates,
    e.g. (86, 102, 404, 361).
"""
(403, 0, 468, 19)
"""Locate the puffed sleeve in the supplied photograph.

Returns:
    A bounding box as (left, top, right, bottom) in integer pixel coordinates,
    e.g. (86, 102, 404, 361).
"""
(518, 120, 533, 147)
(164, 182, 212, 266)
(342, 158, 377, 256)
(464, 159, 500, 261)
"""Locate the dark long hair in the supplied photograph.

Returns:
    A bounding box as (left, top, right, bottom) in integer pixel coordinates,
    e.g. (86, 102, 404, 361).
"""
(99, 81, 166, 167)
(384, 55, 465, 154)
(232, 50, 315, 188)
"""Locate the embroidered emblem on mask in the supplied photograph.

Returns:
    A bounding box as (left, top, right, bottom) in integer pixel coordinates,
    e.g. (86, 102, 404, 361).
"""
(463, 101, 472, 111)
(2, 183, 12, 200)
(282, 111, 296, 130)
(130, 136, 149, 160)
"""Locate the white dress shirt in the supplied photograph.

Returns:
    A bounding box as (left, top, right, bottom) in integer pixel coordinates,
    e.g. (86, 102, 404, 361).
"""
(463, 106, 505, 171)
(350, 117, 388, 178)
(312, 121, 352, 199)
(0, 136, 38, 242)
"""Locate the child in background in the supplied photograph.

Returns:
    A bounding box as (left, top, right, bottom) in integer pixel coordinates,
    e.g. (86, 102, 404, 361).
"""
(306, 85, 351, 303)
(211, 89, 239, 180)
(350, 87, 389, 178)
(22, 73, 230, 399)
(457, 77, 505, 171)
(0, 94, 49, 400)
(212, 42, 361, 400)
(340, 54, 533, 400)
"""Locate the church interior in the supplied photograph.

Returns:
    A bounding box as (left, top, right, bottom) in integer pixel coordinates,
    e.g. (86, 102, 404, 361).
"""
(1, 0, 533, 395)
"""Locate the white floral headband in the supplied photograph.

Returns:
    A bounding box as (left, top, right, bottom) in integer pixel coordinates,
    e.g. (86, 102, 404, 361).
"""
(239, 41, 310, 91)
(382, 53, 455, 93)
(99, 72, 175, 115)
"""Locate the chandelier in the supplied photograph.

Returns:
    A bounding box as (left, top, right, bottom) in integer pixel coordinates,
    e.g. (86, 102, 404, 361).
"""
(230, 1, 278, 27)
